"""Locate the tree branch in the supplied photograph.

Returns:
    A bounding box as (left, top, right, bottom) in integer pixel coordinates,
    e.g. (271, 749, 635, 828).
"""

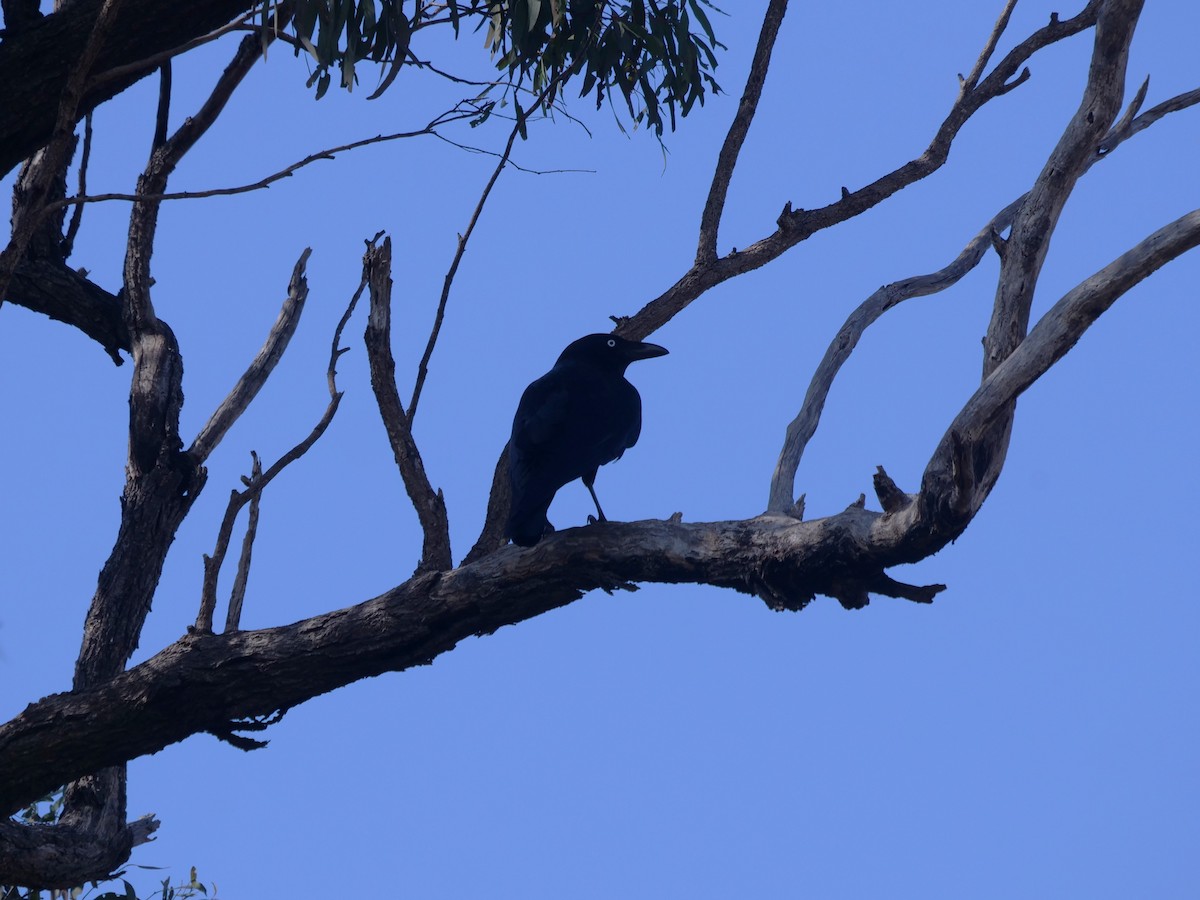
(615, 0, 1104, 342)
(695, 0, 788, 266)
(963, 0, 1144, 513)
(190, 249, 312, 465)
(0, 0, 260, 179)
(922, 207, 1200, 509)
(0, 504, 960, 818)
(196, 262, 356, 633)
(363, 237, 453, 573)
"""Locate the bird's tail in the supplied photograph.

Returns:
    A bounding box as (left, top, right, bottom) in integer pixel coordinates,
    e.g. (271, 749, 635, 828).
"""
(507, 503, 553, 547)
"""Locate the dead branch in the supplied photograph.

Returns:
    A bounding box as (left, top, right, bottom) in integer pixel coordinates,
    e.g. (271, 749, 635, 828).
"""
(767, 76, 1200, 513)
(965, 0, 1143, 512)
(196, 269, 360, 633)
(1, 504, 959, 819)
(47, 111, 477, 212)
(615, 1, 1104, 341)
(190, 249, 313, 464)
(363, 237, 453, 573)
(926, 207, 1200, 492)
(226, 452, 263, 632)
(695, 0, 788, 266)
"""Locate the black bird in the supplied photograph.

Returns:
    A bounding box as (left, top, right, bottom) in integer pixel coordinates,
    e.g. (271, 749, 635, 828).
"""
(506, 333, 669, 547)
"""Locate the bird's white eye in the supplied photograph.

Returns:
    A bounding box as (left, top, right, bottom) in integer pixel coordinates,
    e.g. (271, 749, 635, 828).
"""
(607, 338, 616, 348)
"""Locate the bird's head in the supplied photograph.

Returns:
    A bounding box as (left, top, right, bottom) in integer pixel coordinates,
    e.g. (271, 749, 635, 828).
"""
(557, 333, 669, 372)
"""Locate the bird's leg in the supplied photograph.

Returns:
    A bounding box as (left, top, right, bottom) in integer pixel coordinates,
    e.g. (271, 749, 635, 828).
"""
(582, 470, 607, 524)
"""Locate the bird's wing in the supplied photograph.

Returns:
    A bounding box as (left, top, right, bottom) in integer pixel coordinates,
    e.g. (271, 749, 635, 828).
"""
(511, 373, 570, 451)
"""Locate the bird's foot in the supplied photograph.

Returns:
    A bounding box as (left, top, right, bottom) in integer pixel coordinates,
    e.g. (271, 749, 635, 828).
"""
(587, 514, 608, 525)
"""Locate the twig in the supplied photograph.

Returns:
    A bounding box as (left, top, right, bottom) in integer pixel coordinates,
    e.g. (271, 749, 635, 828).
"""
(959, 0, 1019, 94)
(407, 71, 553, 421)
(60, 112, 92, 260)
(190, 249, 312, 464)
(363, 236, 453, 573)
(196, 261, 362, 633)
(696, 0, 788, 265)
(48, 112, 477, 212)
(86, 3, 289, 88)
(225, 453, 263, 632)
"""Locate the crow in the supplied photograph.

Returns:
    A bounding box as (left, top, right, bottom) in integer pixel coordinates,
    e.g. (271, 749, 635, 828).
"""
(506, 333, 669, 547)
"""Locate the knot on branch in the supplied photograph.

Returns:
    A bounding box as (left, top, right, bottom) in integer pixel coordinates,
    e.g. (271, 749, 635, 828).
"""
(873, 466, 911, 515)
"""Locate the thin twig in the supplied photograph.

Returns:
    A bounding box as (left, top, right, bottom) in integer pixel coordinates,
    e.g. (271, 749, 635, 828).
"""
(225, 452, 263, 632)
(48, 112, 477, 212)
(87, 3, 288, 88)
(696, 0, 788, 265)
(60, 112, 92, 260)
(409, 72, 566, 421)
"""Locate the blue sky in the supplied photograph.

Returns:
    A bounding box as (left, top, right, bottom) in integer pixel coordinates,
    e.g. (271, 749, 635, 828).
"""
(2, 2, 1199, 897)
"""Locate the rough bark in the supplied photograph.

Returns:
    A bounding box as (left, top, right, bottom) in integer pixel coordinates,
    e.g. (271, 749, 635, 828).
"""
(0, 506, 947, 818)
(0, 0, 256, 178)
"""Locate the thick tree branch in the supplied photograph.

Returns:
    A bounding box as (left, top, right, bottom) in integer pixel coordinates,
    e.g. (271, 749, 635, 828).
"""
(767, 78, 1200, 513)
(0, 505, 957, 817)
(963, 0, 1143, 514)
(925, 207, 1200, 496)
(364, 237, 453, 573)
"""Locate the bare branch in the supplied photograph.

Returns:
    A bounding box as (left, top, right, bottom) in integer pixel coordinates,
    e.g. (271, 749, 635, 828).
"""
(225, 453, 263, 632)
(190, 249, 312, 464)
(966, 0, 1144, 509)
(60, 112, 93, 260)
(364, 237, 453, 573)
(48, 113, 476, 212)
(1, 504, 957, 817)
(924, 206, 1200, 505)
(959, 0, 1019, 94)
(767, 76, 1199, 513)
(409, 74, 564, 422)
(766, 195, 1024, 512)
(695, 0, 788, 265)
(85, 3, 285, 88)
(196, 268, 360, 633)
(616, 0, 1104, 342)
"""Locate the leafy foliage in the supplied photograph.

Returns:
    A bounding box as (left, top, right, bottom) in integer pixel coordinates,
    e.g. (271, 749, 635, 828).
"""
(287, 0, 724, 133)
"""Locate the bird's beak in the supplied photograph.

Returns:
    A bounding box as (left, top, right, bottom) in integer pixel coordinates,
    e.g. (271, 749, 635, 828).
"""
(628, 341, 669, 361)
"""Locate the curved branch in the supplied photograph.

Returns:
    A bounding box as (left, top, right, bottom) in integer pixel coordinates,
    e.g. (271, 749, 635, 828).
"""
(616, 0, 1104, 341)
(0, 503, 955, 819)
(924, 207, 1200, 505)
(768, 79, 1200, 512)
